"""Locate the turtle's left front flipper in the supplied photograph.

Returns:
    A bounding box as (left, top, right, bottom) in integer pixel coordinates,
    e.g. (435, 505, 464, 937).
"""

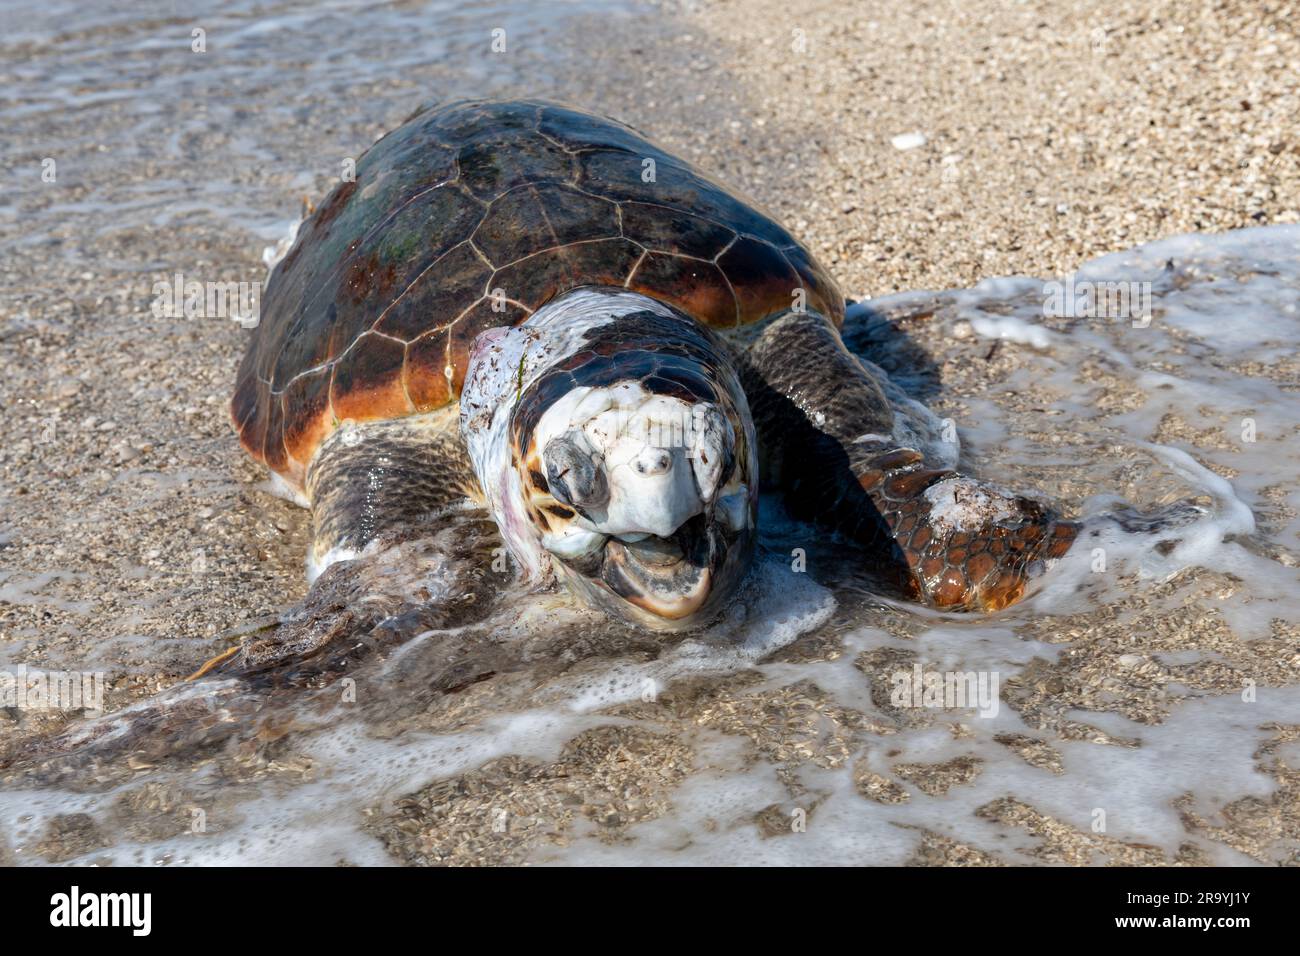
(740, 310, 1078, 611)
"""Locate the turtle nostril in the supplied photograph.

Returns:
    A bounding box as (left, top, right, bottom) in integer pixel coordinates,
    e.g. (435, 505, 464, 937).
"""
(633, 447, 673, 476)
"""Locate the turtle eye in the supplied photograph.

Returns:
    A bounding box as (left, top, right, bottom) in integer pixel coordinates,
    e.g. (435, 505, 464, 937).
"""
(688, 404, 735, 502)
(543, 433, 609, 513)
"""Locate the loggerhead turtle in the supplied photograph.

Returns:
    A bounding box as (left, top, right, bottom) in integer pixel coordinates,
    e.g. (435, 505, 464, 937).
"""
(229, 99, 1079, 653)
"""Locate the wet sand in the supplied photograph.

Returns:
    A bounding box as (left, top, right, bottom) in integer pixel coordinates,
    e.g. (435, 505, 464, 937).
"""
(1, 0, 1297, 865)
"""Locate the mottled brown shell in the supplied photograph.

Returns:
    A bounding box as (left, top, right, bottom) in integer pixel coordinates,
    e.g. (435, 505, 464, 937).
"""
(232, 99, 842, 488)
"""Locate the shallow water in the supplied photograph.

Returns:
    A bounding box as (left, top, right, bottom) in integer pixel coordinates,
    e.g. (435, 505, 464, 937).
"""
(2, 2, 1298, 866)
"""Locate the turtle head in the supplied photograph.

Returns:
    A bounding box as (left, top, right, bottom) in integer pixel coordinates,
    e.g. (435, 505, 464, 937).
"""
(460, 289, 757, 631)
(524, 380, 755, 629)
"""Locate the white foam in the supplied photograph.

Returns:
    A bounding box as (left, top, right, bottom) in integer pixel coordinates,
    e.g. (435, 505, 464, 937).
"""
(75, 642, 1259, 868)
(966, 312, 1055, 350)
(556, 556, 836, 712)
(1076, 224, 1300, 354)
(548, 627, 1295, 866)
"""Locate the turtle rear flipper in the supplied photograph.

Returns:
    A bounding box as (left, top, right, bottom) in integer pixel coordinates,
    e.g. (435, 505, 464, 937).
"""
(741, 310, 1078, 611)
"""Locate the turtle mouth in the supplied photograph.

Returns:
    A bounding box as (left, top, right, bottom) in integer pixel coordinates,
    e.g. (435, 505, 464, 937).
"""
(547, 509, 753, 629)
(600, 514, 715, 620)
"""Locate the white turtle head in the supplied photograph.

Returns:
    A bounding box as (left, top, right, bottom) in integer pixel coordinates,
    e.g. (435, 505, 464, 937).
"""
(459, 288, 757, 631)
(538, 382, 733, 535)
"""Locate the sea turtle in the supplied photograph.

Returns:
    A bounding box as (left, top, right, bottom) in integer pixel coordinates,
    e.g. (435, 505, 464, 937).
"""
(227, 99, 1079, 662)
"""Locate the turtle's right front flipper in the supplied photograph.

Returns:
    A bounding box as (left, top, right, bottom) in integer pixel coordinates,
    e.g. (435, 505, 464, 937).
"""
(194, 408, 498, 679)
(740, 310, 1078, 611)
